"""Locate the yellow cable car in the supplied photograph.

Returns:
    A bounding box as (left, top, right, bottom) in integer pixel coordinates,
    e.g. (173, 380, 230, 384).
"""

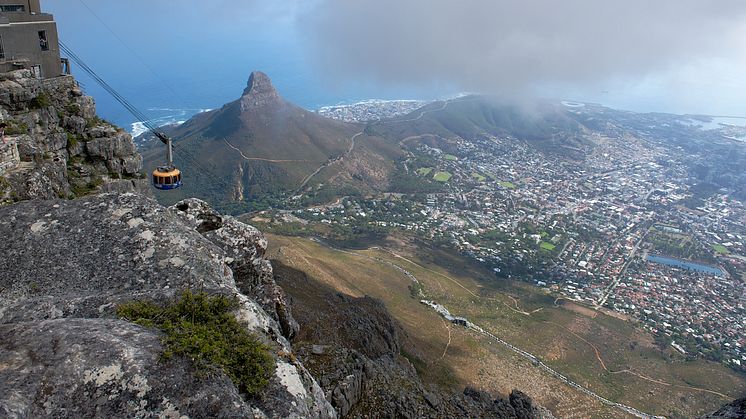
(151, 131, 182, 190)
(152, 166, 182, 190)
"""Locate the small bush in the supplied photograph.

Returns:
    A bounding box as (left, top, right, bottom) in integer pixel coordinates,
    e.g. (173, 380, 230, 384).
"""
(408, 282, 423, 299)
(66, 132, 78, 148)
(30, 92, 50, 109)
(68, 175, 103, 197)
(65, 102, 81, 115)
(4, 121, 29, 135)
(117, 290, 274, 397)
(85, 116, 104, 128)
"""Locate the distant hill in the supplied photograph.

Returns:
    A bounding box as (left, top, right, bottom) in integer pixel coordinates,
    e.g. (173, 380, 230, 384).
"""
(372, 96, 592, 159)
(142, 71, 403, 211)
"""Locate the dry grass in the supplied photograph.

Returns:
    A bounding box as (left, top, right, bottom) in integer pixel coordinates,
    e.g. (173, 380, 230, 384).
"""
(266, 234, 746, 418)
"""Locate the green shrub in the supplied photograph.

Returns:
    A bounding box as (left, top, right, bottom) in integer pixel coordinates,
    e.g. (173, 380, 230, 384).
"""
(30, 92, 50, 109)
(68, 175, 103, 197)
(66, 132, 78, 148)
(4, 121, 29, 135)
(117, 290, 274, 397)
(408, 282, 423, 299)
(85, 116, 104, 128)
(65, 102, 81, 115)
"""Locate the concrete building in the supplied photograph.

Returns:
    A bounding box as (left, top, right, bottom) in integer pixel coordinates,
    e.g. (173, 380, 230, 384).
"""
(0, 0, 66, 77)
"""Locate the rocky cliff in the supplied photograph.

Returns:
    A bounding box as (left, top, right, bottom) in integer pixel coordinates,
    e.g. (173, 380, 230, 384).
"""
(0, 190, 553, 419)
(0, 69, 146, 204)
(699, 397, 746, 418)
(0, 193, 333, 418)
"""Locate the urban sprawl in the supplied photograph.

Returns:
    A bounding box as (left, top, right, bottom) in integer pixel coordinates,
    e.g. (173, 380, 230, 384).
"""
(290, 101, 746, 369)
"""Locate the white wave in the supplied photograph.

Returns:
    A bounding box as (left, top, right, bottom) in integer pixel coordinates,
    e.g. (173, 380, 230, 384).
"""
(128, 108, 212, 137)
(130, 122, 149, 138)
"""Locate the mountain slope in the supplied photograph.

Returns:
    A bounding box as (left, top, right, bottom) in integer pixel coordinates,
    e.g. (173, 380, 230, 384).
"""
(142, 72, 403, 211)
(373, 96, 593, 159)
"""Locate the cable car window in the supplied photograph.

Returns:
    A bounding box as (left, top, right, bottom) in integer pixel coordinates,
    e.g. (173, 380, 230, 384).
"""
(165, 176, 172, 185)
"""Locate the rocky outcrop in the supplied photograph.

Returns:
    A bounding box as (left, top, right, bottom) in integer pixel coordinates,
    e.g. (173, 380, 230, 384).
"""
(240, 71, 282, 111)
(0, 193, 334, 418)
(700, 397, 746, 418)
(0, 70, 147, 204)
(171, 198, 299, 339)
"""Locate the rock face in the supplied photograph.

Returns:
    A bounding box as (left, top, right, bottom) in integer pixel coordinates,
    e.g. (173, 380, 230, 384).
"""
(699, 397, 746, 418)
(0, 193, 334, 418)
(0, 70, 147, 204)
(171, 198, 299, 339)
(240, 71, 282, 111)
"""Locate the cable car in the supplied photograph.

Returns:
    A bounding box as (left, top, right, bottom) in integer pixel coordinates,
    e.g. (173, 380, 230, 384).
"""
(152, 165, 182, 190)
(151, 131, 183, 190)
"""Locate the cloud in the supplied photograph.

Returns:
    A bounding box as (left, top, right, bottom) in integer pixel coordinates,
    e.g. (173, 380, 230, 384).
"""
(299, 0, 746, 97)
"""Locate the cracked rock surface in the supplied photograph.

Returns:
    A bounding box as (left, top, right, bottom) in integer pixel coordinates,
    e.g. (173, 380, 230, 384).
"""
(0, 193, 334, 418)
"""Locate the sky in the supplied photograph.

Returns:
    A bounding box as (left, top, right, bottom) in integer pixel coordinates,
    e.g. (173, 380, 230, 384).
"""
(44, 0, 746, 131)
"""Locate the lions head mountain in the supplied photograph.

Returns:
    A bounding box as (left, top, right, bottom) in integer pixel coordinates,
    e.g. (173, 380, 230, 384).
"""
(142, 71, 403, 210)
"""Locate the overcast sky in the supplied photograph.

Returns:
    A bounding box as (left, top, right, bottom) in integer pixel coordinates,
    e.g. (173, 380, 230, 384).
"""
(45, 0, 746, 123)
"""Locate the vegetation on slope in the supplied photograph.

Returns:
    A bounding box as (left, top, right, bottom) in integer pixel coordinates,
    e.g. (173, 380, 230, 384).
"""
(117, 290, 274, 396)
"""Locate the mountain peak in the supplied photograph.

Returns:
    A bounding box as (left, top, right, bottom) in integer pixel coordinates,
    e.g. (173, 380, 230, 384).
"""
(240, 71, 281, 111)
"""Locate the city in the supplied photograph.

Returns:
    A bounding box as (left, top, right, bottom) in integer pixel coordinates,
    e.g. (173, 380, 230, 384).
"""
(259, 101, 746, 371)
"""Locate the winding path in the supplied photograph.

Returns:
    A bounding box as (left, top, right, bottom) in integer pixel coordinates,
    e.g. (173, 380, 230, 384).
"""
(295, 131, 364, 193)
(223, 139, 308, 163)
(307, 239, 655, 417)
(295, 99, 454, 194)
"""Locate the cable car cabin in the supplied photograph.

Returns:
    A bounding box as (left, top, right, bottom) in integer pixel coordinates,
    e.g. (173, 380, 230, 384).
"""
(152, 166, 182, 190)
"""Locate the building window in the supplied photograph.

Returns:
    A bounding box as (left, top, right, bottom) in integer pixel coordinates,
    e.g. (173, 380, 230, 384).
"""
(0, 36, 4, 60)
(0, 5, 26, 12)
(38, 30, 48, 51)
